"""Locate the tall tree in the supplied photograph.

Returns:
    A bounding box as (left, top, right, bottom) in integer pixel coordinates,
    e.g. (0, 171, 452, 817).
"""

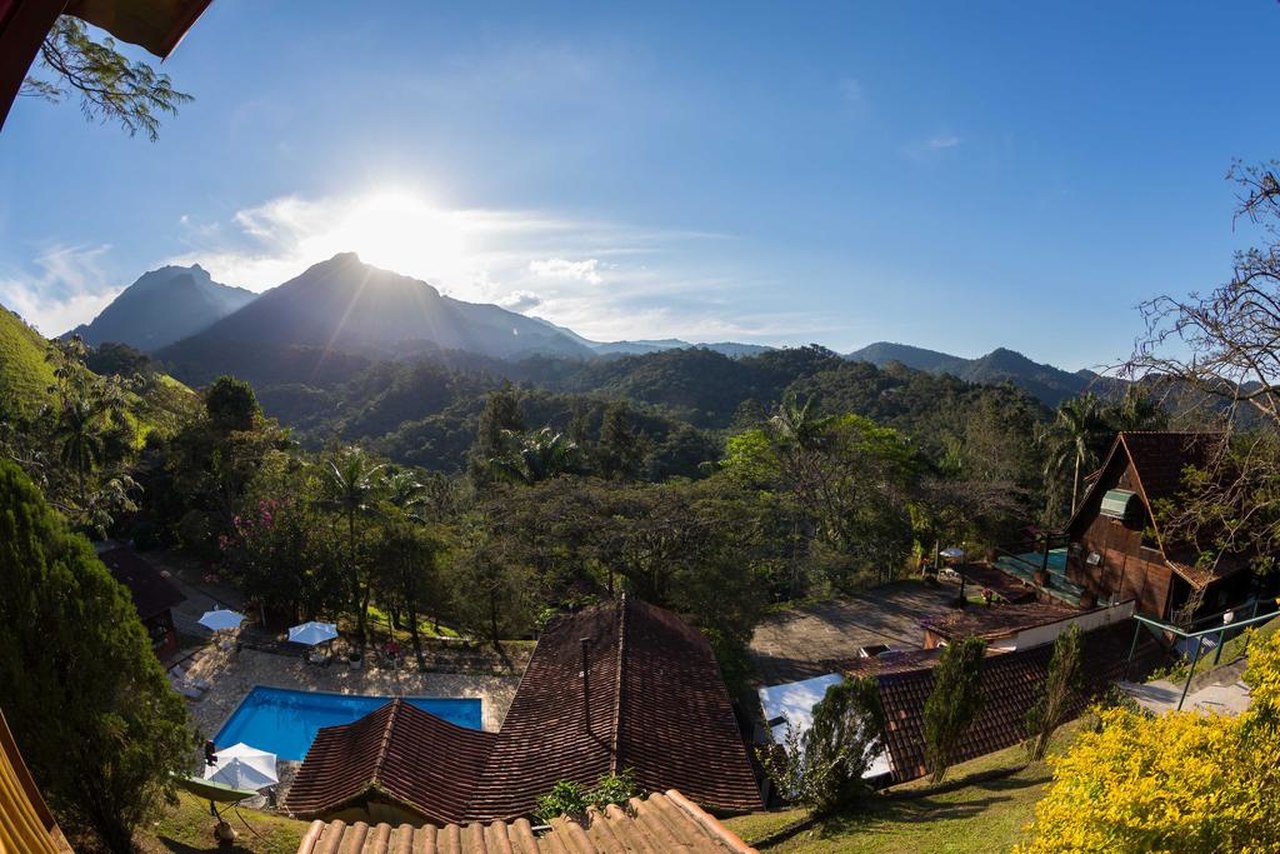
(761, 675, 886, 815)
(0, 459, 193, 853)
(317, 446, 386, 645)
(1121, 162, 1280, 570)
(924, 636, 987, 784)
(1025, 624, 1083, 760)
(1039, 393, 1107, 520)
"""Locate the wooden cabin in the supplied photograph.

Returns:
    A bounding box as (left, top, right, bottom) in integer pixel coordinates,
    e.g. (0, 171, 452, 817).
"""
(1063, 432, 1254, 622)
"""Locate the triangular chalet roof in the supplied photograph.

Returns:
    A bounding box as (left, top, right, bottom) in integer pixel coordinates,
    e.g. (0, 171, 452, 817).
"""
(1065, 431, 1233, 587)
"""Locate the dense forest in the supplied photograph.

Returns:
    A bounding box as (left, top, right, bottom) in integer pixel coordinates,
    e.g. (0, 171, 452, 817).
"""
(1, 318, 1177, 697)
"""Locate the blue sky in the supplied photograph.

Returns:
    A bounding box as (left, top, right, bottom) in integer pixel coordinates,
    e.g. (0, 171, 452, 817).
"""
(1, 1, 1277, 370)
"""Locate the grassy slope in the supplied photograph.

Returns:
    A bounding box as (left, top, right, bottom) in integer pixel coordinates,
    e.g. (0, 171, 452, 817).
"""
(725, 722, 1086, 853)
(138, 792, 306, 854)
(0, 307, 56, 415)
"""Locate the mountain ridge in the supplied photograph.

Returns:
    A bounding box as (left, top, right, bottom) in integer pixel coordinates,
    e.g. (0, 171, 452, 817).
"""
(846, 341, 1107, 406)
(65, 264, 256, 351)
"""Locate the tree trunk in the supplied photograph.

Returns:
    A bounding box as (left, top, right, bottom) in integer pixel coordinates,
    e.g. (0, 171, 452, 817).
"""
(1070, 452, 1082, 516)
(408, 601, 425, 670)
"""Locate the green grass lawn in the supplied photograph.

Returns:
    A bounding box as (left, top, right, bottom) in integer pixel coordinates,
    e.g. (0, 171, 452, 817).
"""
(724, 722, 1085, 853)
(138, 792, 308, 854)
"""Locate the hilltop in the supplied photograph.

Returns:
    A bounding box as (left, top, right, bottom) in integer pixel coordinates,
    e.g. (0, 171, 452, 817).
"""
(65, 264, 256, 352)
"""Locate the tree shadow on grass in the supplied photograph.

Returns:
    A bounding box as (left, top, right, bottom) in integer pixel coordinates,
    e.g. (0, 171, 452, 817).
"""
(793, 773, 1050, 846)
(155, 834, 258, 853)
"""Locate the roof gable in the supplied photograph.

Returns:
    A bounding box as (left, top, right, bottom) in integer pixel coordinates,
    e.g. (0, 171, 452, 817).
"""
(465, 596, 762, 820)
(285, 700, 497, 823)
(288, 597, 762, 825)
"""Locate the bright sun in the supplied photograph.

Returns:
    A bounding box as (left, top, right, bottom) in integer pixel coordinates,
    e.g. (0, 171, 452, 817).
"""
(304, 191, 473, 288)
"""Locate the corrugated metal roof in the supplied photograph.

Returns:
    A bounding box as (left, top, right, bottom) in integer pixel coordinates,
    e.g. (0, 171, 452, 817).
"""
(294, 790, 758, 854)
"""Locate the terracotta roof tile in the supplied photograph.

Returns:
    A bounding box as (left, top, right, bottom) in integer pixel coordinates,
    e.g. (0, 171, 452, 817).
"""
(873, 624, 1165, 782)
(466, 597, 763, 820)
(284, 700, 497, 823)
(98, 547, 185, 619)
(288, 597, 761, 825)
(294, 791, 758, 854)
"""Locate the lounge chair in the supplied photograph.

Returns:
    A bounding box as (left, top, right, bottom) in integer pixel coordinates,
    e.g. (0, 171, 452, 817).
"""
(168, 664, 211, 697)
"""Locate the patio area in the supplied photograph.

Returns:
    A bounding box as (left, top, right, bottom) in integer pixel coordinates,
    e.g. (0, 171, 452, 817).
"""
(183, 644, 521, 742)
(750, 578, 960, 685)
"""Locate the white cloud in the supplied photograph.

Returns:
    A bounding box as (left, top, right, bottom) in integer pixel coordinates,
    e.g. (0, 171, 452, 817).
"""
(497, 290, 542, 312)
(528, 257, 603, 284)
(927, 135, 962, 149)
(0, 244, 121, 336)
(165, 189, 833, 348)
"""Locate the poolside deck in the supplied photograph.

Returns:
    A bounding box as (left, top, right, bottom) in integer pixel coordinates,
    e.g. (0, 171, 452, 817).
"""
(184, 645, 521, 742)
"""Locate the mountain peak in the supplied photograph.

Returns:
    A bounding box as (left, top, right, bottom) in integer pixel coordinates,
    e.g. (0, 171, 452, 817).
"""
(65, 264, 256, 351)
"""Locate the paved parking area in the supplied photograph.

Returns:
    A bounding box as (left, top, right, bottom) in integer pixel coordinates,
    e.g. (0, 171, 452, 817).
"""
(750, 578, 960, 685)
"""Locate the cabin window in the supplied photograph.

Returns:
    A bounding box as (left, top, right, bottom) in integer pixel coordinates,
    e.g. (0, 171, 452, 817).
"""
(1100, 489, 1143, 528)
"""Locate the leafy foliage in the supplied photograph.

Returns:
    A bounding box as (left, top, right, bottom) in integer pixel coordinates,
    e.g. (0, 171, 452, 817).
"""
(22, 16, 192, 140)
(0, 459, 194, 853)
(760, 676, 886, 815)
(1019, 630, 1280, 853)
(534, 770, 640, 822)
(924, 637, 987, 784)
(1026, 623, 1083, 760)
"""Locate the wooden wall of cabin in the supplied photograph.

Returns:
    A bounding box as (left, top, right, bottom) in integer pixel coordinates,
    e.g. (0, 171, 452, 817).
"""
(1068, 513, 1174, 618)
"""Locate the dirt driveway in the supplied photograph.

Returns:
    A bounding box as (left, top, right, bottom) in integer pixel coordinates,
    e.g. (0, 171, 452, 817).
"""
(750, 578, 960, 685)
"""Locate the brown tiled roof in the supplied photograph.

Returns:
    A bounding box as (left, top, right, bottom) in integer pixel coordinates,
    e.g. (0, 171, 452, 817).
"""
(465, 596, 763, 820)
(1063, 432, 1247, 587)
(287, 597, 762, 825)
(1119, 432, 1218, 510)
(295, 790, 758, 854)
(874, 624, 1165, 783)
(921, 602, 1077, 642)
(98, 547, 184, 619)
(285, 700, 497, 823)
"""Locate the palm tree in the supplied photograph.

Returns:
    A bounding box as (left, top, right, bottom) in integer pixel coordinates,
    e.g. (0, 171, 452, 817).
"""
(1039, 393, 1106, 519)
(54, 397, 105, 506)
(768, 393, 833, 452)
(489, 427, 578, 485)
(318, 447, 386, 645)
(1105, 385, 1168, 433)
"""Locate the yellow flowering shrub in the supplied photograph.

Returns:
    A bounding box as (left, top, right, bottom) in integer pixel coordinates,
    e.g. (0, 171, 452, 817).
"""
(1018, 631, 1280, 854)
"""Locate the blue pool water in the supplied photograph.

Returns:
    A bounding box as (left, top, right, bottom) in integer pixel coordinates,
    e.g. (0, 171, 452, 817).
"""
(215, 686, 483, 760)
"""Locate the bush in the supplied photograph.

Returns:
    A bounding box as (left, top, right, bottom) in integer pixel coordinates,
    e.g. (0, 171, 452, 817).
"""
(533, 770, 640, 823)
(1019, 630, 1280, 853)
(759, 675, 886, 815)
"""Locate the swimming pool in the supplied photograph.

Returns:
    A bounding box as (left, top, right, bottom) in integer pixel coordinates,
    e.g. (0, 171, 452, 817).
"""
(214, 686, 483, 760)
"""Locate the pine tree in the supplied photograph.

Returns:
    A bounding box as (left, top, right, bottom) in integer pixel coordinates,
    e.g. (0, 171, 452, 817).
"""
(0, 459, 194, 852)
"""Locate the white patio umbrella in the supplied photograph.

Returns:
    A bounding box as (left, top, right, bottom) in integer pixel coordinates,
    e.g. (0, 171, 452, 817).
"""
(287, 621, 338, 646)
(204, 742, 278, 790)
(198, 609, 246, 632)
(940, 547, 966, 559)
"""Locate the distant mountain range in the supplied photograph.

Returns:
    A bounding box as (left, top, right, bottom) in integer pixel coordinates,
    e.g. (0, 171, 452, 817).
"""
(66, 264, 255, 351)
(60, 254, 773, 376)
(42, 254, 1119, 407)
(845, 341, 1112, 407)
